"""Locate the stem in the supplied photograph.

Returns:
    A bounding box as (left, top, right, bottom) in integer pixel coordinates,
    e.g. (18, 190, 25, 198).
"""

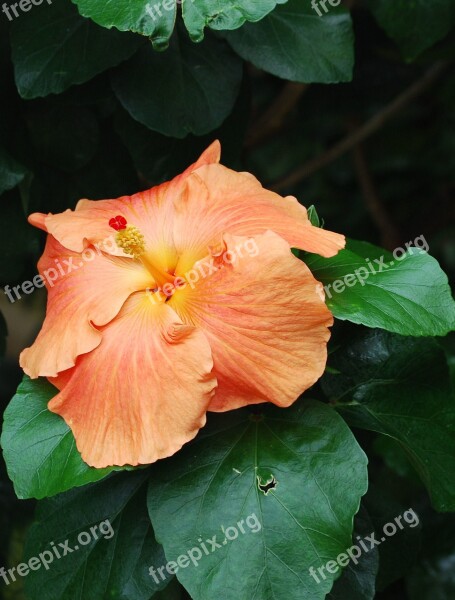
(272, 61, 449, 191)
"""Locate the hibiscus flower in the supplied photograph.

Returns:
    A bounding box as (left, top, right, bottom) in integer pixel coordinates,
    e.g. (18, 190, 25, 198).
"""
(20, 142, 345, 468)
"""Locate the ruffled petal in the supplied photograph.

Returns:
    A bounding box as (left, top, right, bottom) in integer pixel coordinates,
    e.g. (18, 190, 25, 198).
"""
(48, 293, 217, 468)
(170, 231, 333, 412)
(29, 141, 222, 270)
(173, 163, 345, 273)
(20, 235, 152, 378)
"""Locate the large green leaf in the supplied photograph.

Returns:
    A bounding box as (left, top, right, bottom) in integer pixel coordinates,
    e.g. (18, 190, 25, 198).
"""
(10, 0, 142, 99)
(24, 471, 168, 600)
(111, 31, 242, 138)
(306, 240, 455, 337)
(366, 0, 455, 61)
(1, 377, 116, 500)
(0, 146, 27, 194)
(73, 0, 177, 50)
(224, 0, 354, 83)
(148, 401, 368, 600)
(73, 0, 286, 47)
(113, 79, 248, 183)
(323, 330, 455, 512)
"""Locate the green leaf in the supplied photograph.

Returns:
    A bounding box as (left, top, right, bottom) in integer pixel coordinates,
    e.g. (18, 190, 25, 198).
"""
(73, 0, 286, 47)
(111, 31, 243, 138)
(148, 401, 368, 600)
(224, 0, 354, 83)
(323, 330, 455, 512)
(24, 471, 168, 600)
(366, 0, 455, 61)
(113, 78, 249, 183)
(182, 0, 288, 42)
(10, 0, 142, 99)
(0, 146, 27, 195)
(306, 205, 321, 228)
(1, 376, 116, 500)
(73, 0, 177, 50)
(306, 239, 455, 337)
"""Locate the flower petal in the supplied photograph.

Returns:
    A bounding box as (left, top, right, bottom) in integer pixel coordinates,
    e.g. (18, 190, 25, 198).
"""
(20, 235, 152, 378)
(170, 231, 334, 412)
(173, 164, 345, 273)
(48, 293, 217, 468)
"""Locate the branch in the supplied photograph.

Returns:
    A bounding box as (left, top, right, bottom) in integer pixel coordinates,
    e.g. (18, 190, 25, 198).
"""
(272, 61, 449, 191)
(352, 142, 401, 250)
(246, 81, 308, 148)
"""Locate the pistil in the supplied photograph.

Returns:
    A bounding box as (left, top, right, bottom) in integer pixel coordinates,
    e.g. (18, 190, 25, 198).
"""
(109, 215, 175, 287)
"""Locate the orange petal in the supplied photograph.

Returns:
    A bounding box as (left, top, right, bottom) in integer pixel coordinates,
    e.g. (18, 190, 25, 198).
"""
(28, 212, 47, 231)
(48, 293, 217, 468)
(170, 231, 333, 412)
(20, 235, 152, 378)
(34, 142, 221, 265)
(173, 163, 345, 273)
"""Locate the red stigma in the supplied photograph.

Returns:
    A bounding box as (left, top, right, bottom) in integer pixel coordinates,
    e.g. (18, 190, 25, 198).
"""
(109, 215, 127, 231)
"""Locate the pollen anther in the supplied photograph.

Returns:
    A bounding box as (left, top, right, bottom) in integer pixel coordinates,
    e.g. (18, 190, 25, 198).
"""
(115, 225, 146, 258)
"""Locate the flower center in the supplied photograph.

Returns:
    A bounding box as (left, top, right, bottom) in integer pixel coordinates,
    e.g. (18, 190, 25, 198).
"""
(109, 216, 175, 288)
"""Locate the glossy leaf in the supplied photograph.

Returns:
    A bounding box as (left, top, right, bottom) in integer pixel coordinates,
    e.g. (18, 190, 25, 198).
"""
(225, 0, 354, 83)
(111, 32, 242, 138)
(24, 471, 167, 600)
(11, 0, 142, 98)
(148, 401, 368, 600)
(73, 0, 287, 48)
(1, 377, 117, 500)
(306, 240, 455, 337)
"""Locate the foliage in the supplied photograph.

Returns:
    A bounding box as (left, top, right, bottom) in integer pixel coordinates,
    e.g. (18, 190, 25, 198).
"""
(0, 1, 454, 600)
